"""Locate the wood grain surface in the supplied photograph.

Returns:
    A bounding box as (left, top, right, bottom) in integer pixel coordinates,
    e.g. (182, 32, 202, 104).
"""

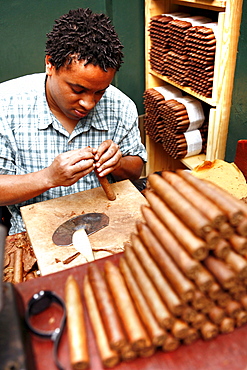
(20, 180, 147, 276)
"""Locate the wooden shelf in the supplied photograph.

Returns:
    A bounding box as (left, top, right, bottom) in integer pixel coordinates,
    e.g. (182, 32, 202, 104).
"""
(150, 70, 216, 106)
(173, 0, 226, 11)
(181, 153, 206, 169)
(145, 0, 243, 173)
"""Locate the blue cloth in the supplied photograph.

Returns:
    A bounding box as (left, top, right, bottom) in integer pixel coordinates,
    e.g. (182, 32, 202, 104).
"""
(0, 73, 147, 234)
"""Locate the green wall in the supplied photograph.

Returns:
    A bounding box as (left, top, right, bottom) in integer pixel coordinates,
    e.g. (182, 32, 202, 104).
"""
(0, 0, 145, 114)
(225, 0, 247, 162)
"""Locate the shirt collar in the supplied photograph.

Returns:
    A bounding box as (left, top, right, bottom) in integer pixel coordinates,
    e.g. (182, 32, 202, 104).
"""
(37, 74, 53, 130)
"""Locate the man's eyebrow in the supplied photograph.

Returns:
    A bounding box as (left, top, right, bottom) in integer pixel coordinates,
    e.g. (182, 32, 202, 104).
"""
(70, 83, 87, 90)
(70, 83, 109, 92)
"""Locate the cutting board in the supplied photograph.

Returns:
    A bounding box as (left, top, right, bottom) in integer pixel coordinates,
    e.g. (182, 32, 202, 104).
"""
(20, 180, 147, 276)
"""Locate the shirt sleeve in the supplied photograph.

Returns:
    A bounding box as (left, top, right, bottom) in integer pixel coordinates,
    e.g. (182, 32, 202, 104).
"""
(110, 95, 147, 163)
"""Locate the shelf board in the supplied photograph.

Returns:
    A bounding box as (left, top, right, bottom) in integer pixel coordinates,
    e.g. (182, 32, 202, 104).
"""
(181, 153, 206, 169)
(150, 70, 216, 106)
(172, 0, 226, 11)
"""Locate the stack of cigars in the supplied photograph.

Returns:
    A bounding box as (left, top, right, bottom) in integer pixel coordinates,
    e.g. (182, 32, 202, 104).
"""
(144, 87, 208, 159)
(65, 170, 247, 369)
(149, 14, 217, 98)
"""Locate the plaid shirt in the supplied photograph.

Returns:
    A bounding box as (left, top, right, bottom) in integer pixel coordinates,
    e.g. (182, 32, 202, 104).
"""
(0, 73, 147, 234)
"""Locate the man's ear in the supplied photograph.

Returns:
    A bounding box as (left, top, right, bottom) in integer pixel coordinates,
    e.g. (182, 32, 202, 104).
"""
(45, 55, 54, 75)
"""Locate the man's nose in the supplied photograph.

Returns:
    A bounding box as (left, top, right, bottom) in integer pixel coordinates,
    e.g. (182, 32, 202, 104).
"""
(79, 95, 96, 111)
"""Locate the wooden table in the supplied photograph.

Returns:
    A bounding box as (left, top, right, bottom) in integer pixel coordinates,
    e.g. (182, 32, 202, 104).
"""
(20, 180, 147, 276)
(15, 253, 247, 370)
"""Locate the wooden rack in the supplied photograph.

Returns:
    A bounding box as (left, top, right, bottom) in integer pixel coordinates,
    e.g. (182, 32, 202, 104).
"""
(145, 0, 243, 173)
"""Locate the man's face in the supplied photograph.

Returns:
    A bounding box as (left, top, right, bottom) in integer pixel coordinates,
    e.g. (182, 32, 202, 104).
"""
(45, 56, 116, 123)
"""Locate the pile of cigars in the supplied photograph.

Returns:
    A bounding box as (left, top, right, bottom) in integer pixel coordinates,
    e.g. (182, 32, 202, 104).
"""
(149, 13, 217, 98)
(144, 86, 208, 159)
(64, 170, 247, 369)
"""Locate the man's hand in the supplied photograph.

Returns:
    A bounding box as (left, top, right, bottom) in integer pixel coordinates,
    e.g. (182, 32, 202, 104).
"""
(46, 147, 96, 188)
(94, 140, 122, 177)
(94, 140, 144, 182)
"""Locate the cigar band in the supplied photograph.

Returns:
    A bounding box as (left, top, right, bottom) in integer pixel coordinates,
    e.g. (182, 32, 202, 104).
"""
(184, 129, 202, 157)
(176, 97, 205, 131)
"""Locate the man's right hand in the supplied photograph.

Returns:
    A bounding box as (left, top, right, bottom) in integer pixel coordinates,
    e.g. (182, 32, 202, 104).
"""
(0, 147, 98, 206)
(46, 147, 96, 188)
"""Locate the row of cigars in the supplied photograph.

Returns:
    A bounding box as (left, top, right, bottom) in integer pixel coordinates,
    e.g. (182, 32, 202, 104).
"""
(64, 171, 247, 369)
(149, 13, 217, 98)
(144, 86, 208, 159)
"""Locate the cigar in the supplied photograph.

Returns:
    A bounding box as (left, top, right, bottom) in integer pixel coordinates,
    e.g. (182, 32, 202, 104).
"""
(13, 248, 23, 283)
(137, 221, 196, 303)
(138, 339, 156, 358)
(219, 317, 235, 334)
(193, 264, 215, 292)
(225, 300, 242, 318)
(162, 334, 181, 352)
(87, 264, 127, 351)
(183, 327, 199, 345)
(162, 171, 227, 229)
(181, 305, 197, 323)
(205, 230, 221, 250)
(217, 292, 232, 308)
(208, 305, 226, 324)
(191, 313, 207, 329)
(235, 310, 247, 327)
(120, 343, 137, 361)
(143, 191, 208, 261)
(200, 321, 219, 341)
(94, 170, 116, 201)
(213, 239, 230, 259)
(240, 295, 247, 310)
(119, 257, 167, 347)
(104, 260, 150, 351)
(148, 173, 212, 238)
(218, 223, 234, 239)
(64, 275, 89, 370)
(171, 319, 190, 339)
(130, 232, 184, 316)
(224, 250, 247, 279)
(124, 245, 175, 329)
(229, 284, 246, 300)
(207, 282, 224, 300)
(177, 170, 244, 226)
(204, 256, 237, 289)
(192, 290, 211, 311)
(229, 234, 247, 255)
(236, 218, 247, 237)
(83, 276, 120, 368)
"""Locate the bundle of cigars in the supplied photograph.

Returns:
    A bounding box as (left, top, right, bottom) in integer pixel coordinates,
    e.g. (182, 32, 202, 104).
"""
(149, 13, 217, 98)
(144, 86, 208, 159)
(64, 170, 247, 369)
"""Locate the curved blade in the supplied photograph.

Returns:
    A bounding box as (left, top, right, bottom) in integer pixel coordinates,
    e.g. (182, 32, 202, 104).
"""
(52, 213, 109, 246)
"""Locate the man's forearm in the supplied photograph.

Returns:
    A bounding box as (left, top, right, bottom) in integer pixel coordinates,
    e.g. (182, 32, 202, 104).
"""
(0, 170, 51, 206)
(111, 155, 144, 182)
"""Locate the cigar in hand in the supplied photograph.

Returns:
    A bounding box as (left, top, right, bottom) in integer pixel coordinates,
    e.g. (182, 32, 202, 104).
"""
(94, 170, 116, 201)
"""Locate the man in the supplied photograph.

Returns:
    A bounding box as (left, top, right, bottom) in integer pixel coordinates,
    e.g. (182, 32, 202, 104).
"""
(0, 8, 147, 234)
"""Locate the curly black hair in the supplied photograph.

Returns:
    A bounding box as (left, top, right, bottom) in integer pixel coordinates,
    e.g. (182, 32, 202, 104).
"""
(45, 8, 124, 71)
